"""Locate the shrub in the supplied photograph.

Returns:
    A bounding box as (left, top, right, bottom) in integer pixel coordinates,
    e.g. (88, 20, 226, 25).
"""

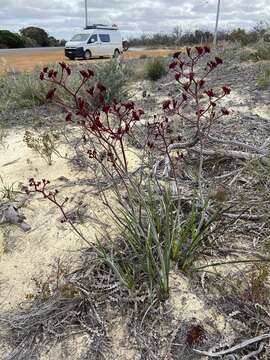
(229, 28, 250, 46)
(145, 57, 167, 81)
(27, 47, 232, 301)
(20, 26, 50, 47)
(24, 129, 59, 165)
(257, 68, 270, 88)
(256, 42, 270, 60)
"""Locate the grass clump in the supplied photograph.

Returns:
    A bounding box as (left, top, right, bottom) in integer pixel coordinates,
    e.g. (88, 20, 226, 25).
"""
(145, 57, 167, 81)
(97, 187, 220, 300)
(257, 68, 270, 88)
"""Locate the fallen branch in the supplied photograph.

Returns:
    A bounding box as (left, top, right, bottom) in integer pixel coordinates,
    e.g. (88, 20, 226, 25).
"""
(193, 332, 270, 357)
(0, 202, 31, 231)
(208, 135, 268, 155)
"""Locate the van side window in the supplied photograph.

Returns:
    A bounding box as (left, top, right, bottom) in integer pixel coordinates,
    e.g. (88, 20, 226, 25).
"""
(88, 34, 97, 43)
(99, 34, 110, 43)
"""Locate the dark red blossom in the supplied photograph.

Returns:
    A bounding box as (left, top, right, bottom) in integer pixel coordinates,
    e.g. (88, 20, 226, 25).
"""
(173, 51, 181, 58)
(96, 82, 106, 92)
(186, 47, 191, 56)
(204, 46, 211, 53)
(205, 89, 214, 97)
(43, 67, 48, 73)
(221, 108, 230, 115)
(169, 61, 178, 69)
(198, 79, 205, 88)
(40, 72, 44, 80)
(222, 86, 231, 95)
(175, 72, 181, 81)
(65, 113, 72, 122)
(46, 88, 56, 100)
(215, 56, 223, 65)
(162, 100, 171, 110)
(195, 46, 204, 55)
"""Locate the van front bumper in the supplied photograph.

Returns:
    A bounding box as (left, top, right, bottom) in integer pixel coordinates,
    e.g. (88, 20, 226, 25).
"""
(65, 47, 84, 58)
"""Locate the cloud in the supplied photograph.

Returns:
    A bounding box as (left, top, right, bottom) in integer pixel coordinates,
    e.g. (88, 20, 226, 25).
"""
(0, 0, 269, 39)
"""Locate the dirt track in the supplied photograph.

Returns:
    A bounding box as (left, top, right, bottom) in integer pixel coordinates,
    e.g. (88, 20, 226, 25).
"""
(0, 47, 175, 73)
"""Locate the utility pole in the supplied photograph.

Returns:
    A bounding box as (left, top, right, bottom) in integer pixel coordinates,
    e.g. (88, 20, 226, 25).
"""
(213, 0, 221, 47)
(85, 0, 88, 28)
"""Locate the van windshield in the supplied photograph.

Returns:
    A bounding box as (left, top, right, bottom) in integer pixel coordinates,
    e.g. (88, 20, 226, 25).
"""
(70, 34, 89, 42)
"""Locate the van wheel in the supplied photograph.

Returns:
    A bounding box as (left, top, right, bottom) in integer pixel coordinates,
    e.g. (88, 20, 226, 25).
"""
(68, 57, 75, 60)
(113, 49, 120, 58)
(84, 50, 91, 60)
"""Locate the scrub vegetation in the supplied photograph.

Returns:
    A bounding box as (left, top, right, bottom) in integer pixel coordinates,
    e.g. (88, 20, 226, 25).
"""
(0, 43, 270, 360)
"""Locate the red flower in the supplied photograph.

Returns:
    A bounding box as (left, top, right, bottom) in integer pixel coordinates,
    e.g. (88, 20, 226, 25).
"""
(102, 104, 110, 114)
(80, 69, 89, 78)
(222, 86, 231, 95)
(175, 72, 181, 81)
(87, 69, 95, 77)
(204, 46, 211, 53)
(198, 79, 205, 88)
(173, 51, 181, 58)
(215, 56, 223, 65)
(195, 46, 204, 55)
(97, 82, 106, 92)
(65, 113, 72, 122)
(46, 88, 56, 100)
(162, 100, 171, 110)
(66, 67, 71, 76)
(169, 61, 178, 69)
(221, 108, 230, 115)
(186, 47, 191, 56)
(59, 62, 67, 69)
(48, 69, 54, 78)
(40, 72, 44, 80)
(43, 67, 48, 73)
(205, 89, 214, 97)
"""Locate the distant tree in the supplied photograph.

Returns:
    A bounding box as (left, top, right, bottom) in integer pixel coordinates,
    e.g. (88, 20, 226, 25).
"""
(21, 35, 38, 48)
(0, 30, 25, 48)
(172, 26, 182, 46)
(20, 27, 49, 47)
(229, 28, 249, 46)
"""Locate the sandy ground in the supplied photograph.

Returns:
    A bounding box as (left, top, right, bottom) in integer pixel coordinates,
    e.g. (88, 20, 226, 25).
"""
(1, 49, 270, 359)
(0, 47, 176, 74)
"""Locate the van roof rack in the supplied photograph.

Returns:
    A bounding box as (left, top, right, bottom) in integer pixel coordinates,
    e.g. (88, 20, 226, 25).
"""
(84, 24, 118, 30)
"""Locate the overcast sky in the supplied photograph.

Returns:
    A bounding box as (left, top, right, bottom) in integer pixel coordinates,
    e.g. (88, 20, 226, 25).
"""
(0, 0, 269, 39)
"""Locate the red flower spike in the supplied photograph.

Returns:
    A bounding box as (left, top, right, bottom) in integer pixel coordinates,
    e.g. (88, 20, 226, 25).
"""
(169, 61, 178, 69)
(65, 113, 72, 122)
(102, 104, 110, 114)
(87, 69, 94, 77)
(205, 89, 214, 97)
(59, 62, 67, 69)
(175, 73, 181, 81)
(97, 83, 106, 92)
(43, 67, 48, 73)
(204, 46, 211, 53)
(46, 88, 56, 100)
(221, 108, 230, 115)
(162, 100, 171, 110)
(132, 111, 140, 121)
(66, 67, 71, 76)
(222, 86, 231, 95)
(48, 69, 54, 78)
(215, 57, 223, 65)
(186, 47, 191, 56)
(40, 72, 44, 80)
(80, 70, 89, 78)
(198, 79, 205, 88)
(173, 51, 181, 59)
(182, 93, 188, 101)
(195, 46, 204, 55)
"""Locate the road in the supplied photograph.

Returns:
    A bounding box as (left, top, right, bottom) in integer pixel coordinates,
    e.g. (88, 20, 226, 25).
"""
(0, 47, 175, 73)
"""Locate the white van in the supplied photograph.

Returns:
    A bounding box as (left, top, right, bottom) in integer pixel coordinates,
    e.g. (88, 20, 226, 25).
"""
(65, 24, 123, 60)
